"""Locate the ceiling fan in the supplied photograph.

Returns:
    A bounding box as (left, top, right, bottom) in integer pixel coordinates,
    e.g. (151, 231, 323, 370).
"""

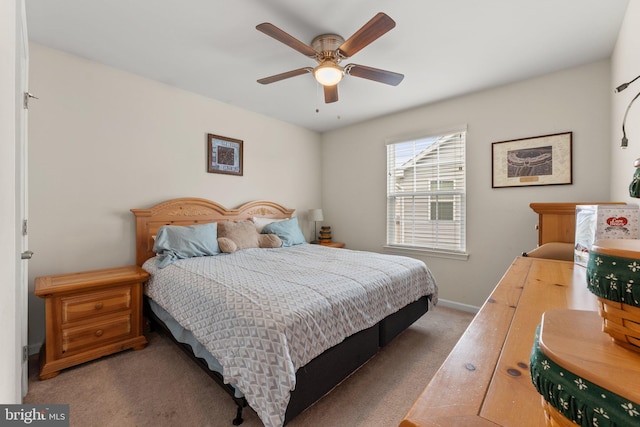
(256, 12, 404, 104)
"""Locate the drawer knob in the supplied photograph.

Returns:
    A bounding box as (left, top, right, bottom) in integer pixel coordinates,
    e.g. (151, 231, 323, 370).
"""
(95, 329, 104, 337)
(94, 302, 104, 310)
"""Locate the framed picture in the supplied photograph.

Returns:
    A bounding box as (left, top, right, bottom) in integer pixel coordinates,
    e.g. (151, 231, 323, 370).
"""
(207, 134, 243, 176)
(491, 132, 572, 188)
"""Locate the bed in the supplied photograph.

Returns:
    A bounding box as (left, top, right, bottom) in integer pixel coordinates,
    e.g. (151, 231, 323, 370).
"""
(131, 198, 438, 427)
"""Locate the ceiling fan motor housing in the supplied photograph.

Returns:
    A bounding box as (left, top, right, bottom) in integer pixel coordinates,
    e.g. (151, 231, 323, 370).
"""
(311, 34, 345, 61)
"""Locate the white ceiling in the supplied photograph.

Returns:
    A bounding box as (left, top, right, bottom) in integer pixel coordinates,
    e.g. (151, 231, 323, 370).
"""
(26, 0, 629, 133)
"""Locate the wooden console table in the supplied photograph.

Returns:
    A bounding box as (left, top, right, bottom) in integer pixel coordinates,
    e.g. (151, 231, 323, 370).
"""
(400, 256, 598, 427)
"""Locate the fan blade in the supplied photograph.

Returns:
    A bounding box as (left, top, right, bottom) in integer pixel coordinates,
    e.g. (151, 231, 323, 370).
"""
(257, 67, 313, 85)
(256, 23, 318, 57)
(324, 85, 338, 103)
(338, 12, 396, 58)
(346, 64, 404, 86)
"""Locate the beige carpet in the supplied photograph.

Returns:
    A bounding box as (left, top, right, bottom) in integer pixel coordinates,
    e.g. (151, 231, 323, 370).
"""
(25, 306, 474, 427)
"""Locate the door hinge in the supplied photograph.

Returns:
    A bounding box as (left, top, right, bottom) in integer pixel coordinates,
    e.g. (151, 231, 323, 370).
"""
(22, 219, 28, 236)
(23, 92, 38, 109)
(22, 346, 28, 362)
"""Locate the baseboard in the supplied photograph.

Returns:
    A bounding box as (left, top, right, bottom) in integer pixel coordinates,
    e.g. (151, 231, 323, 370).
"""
(436, 298, 480, 314)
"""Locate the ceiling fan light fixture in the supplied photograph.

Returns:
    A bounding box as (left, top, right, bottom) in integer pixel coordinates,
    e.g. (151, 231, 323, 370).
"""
(314, 62, 343, 86)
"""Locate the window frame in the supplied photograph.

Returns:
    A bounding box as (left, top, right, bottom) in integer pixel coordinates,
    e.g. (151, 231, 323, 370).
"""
(385, 127, 468, 259)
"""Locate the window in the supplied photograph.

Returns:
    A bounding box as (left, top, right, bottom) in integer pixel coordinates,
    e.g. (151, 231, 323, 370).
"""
(430, 180, 454, 220)
(386, 131, 466, 253)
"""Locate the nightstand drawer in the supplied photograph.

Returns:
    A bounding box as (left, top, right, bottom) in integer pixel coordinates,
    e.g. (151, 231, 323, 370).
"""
(61, 314, 133, 356)
(61, 286, 132, 323)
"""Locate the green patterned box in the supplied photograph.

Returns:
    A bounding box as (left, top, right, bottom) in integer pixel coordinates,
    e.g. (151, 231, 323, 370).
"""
(587, 244, 640, 352)
(530, 324, 640, 426)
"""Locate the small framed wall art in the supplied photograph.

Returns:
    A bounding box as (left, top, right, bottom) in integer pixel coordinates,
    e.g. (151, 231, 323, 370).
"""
(491, 132, 572, 188)
(207, 133, 243, 176)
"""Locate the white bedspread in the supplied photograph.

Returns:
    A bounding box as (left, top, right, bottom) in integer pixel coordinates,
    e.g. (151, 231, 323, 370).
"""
(143, 244, 437, 427)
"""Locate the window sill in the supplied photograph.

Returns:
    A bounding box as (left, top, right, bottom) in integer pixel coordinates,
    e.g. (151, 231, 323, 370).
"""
(383, 245, 469, 261)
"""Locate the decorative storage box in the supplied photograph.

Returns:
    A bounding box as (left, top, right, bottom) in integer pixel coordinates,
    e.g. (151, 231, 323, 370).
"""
(318, 226, 332, 244)
(575, 204, 639, 267)
(530, 309, 640, 427)
(587, 238, 640, 353)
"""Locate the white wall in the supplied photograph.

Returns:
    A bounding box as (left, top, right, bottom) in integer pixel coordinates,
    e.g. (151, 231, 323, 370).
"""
(28, 11, 636, 349)
(611, 2, 640, 202)
(322, 61, 612, 308)
(27, 43, 322, 350)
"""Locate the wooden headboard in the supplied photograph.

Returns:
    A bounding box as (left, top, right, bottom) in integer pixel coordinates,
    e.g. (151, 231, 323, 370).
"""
(130, 198, 295, 266)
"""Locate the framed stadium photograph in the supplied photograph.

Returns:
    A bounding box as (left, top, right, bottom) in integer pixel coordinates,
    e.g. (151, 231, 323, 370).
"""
(491, 132, 572, 188)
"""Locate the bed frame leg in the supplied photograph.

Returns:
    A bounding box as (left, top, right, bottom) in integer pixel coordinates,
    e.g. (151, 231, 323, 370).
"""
(232, 405, 244, 425)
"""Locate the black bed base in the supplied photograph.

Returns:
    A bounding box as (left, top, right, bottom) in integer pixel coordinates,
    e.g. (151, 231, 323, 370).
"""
(379, 296, 431, 347)
(144, 295, 430, 425)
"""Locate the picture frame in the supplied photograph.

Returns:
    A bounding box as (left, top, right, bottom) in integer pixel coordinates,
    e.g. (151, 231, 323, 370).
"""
(207, 133, 243, 176)
(491, 132, 572, 188)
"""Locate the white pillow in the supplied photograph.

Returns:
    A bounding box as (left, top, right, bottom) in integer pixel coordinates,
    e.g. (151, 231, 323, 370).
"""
(252, 217, 285, 233)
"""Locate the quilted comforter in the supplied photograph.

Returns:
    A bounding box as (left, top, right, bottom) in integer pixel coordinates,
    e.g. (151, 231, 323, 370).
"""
(143, 244, 437, 427)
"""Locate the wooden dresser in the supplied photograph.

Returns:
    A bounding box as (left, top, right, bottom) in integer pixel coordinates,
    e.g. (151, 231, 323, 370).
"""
(529, 202, 623, 246)
(35, 265, 149, 380)
(400, 257, 598, 427)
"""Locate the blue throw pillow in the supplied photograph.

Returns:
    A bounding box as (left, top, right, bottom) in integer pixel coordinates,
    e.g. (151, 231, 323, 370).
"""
(153, 222, 219, 268)
(261, 217, 306, 247)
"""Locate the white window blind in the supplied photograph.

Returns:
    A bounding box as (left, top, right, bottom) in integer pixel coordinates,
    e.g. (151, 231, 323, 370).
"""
(386, 131, 466, 253)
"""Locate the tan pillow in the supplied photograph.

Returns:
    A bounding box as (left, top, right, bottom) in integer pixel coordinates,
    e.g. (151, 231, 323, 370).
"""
(217, 220, 282, 253)
(523, 242, 574, 261)
(259, 233, 282, 248)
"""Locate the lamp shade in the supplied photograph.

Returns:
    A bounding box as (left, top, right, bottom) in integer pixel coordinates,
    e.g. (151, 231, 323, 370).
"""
(309, 209, 324, 222)
(313, 63, 343, 86)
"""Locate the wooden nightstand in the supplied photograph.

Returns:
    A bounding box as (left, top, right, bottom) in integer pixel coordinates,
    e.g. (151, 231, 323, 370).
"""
(35, 265, 149, 380)
(314, 241, 345, 248)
